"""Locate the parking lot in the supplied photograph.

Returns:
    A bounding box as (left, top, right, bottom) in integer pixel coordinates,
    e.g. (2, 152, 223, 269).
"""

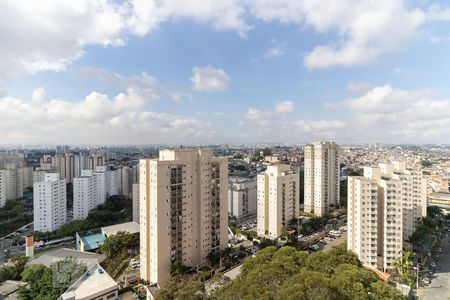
(301, 225, 347, 253)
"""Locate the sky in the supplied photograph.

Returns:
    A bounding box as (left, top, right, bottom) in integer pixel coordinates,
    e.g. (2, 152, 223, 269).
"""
(1, 0, 450, 145)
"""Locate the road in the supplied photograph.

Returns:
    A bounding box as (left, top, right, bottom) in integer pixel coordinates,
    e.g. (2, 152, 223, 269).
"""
(0, 222, 33, 265)
(422, 235, 450, 300)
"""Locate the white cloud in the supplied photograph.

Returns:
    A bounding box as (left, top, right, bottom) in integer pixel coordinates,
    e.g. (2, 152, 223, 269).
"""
(127, 0, 252, 37)
(263, 43, 286, 58)
(0, 0, 126, 78)
(246, 0, 426, 68)
(346, 80, 372, 93)
(293, 120, 346, 137)
(0, 0, 446, 84)
(345, 85, 450, 143)
(191, 65, 230, 92)
(75, 67, 159, 101)
(245, 108, 270, 120)
(0, 87, 211, 144)
(275, 100, 295, 113)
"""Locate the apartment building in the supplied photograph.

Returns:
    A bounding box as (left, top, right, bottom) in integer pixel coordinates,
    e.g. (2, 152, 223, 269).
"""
(257, 164, 300, 239)
(348, 163, 427, 271)
(94, 166, 118, 205)
(139, 149, 228, 288)
(228, 177, 257, 221)
(118, 165, 138, 199)
(347, 174, 380, 268)
(73, 167, 118, 219)
(39, 153, 106, 183)
(0, 170, 6, 208)
(132, 183, 139, 223)
(3, 168, 23, 201)
(73, 170, 98, 220)
(304, 141, 340, 217)
(33, 173, 67, 232)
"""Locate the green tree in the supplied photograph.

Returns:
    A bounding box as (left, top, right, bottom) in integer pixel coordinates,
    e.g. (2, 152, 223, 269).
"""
(19, 264, 65, 300)
(170, 260, 189, 278)
(99, 231, 133, 258)
(0, 256, 28, 283)
(420, 160, 432, 168)
(393, 250, 416, 287)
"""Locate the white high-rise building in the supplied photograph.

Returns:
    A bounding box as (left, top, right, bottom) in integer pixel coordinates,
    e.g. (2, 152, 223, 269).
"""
(73, 167, 118, 219)
(132, 183, 139, 223)
(257, 164, 300, 239)
(348, 163, 427, 271)
(0, 170, 6, 208)
(73, 170, 98, 220)
(33, 173, 67, 232)
(304, 141, 340, 217)
(228, 177, 257, 221)
(94, 166, 118, 205)
(139, 149, 228, 288)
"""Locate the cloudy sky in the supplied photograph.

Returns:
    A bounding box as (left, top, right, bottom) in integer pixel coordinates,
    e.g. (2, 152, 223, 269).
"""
(1, 0, 450, 145)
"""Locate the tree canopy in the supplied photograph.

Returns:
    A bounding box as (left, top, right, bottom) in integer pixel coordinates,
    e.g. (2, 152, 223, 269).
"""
(155, 244, 405, 300)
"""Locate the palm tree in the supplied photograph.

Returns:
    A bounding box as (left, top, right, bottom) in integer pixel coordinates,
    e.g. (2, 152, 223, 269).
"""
(393, 250, 416, 287)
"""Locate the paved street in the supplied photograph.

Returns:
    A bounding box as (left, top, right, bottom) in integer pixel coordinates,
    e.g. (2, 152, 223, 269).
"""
(423, 236, 450, 300)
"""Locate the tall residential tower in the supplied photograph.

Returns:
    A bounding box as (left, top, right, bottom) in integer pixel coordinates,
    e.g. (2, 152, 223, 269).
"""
(257, 164, 300, 238)
(139, 149, 228, 288)
(304, 141, 340, 217)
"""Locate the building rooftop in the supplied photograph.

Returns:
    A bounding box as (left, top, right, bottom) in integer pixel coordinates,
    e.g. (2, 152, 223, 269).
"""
(77, 231, 106, 251)
(61, 264, 118, 300)
(29, 248, 104, 269)
(101, 221, 139, 237)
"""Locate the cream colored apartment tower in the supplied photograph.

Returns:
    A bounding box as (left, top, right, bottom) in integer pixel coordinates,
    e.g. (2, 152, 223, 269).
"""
(139, 149, 228, 288)
(383, 163, 427, 243)
(257, 164, 300, 239)
(347, 174, 380, 268)
(304, 141, 340, 217)
(348, 163, 426, 271)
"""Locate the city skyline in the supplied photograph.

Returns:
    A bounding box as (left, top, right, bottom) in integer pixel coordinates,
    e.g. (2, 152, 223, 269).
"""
(2, 1, 450, 145)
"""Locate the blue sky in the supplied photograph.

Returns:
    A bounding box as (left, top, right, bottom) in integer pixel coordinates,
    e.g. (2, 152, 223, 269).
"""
(1, 0, 450, 145)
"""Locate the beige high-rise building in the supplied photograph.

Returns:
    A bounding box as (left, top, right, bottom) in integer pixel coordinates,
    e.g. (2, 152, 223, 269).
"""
(2, 168, 23, 200)
(348, 163, 427, 271)
(257, 164, 300, 239)
(139, 149, 228, 288)
(0, 170, 6, 208)
(304, 141, 340, 217)
(132, 183, 139, 223)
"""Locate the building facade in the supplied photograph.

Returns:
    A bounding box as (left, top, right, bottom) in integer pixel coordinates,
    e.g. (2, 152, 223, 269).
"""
(257, 164, 300, 238)
(73, 170, 98, 220)
(304, 141, 340, 217)
(347, 163, 427, 271)
(132, 183, 140, 223)
(33, 173, 67, 232)
(0, 170, 6, 208)
(3, 168, 23, 201)
(228, 177, 257, 221)
(139, 149, 228, 288)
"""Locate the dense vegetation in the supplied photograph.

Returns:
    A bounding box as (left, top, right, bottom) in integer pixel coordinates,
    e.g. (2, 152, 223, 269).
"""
(0, 256, 28, 283)
(18, 258, 87, 300)
(0, 200, 32, 237)
(34, 195, 132, 240)
(155, 244, 405, 300)
(410, 206, 444, 253)
(98, 231, 135, 274)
